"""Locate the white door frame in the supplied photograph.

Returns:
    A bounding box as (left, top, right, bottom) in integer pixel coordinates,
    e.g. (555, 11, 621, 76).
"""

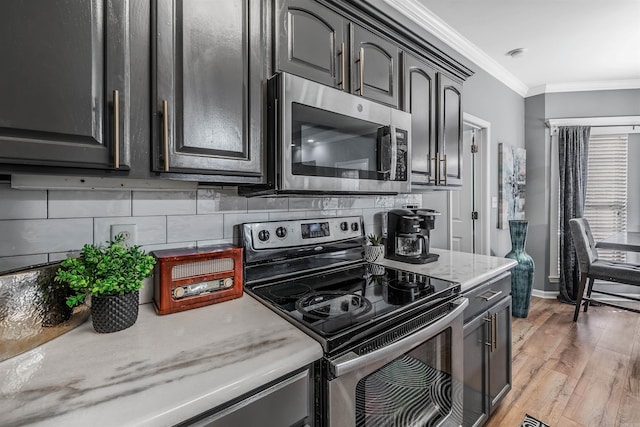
(448, 113, 491, 255)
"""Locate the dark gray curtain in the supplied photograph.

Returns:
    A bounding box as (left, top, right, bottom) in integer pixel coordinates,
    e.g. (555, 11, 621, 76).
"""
(558, 126, 591, 303)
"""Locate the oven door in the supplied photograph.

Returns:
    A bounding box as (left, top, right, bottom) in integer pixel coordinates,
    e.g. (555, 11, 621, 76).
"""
(327, 297, 468, 427)
(274, 72, 411, 194)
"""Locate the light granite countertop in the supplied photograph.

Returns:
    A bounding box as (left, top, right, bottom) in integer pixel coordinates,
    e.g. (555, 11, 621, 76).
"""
(374, 248, 517, 292)
(0, 295, 323, 427)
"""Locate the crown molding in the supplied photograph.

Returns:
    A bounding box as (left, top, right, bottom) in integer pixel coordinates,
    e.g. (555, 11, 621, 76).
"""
(383, 0, 640, 99)
(384, 0, 529, 97)
(528, 79, 640, 97)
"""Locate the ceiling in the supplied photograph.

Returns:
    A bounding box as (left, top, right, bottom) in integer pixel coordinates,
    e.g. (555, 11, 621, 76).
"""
(385, 0, 640, 97)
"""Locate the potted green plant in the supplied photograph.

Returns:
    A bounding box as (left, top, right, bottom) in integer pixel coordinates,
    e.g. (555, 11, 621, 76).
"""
(54, 235, 156, 333)
(364, 233, 384, 263)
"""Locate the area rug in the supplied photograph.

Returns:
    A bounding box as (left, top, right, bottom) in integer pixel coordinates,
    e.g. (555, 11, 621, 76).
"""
(520, 413, 551, 427)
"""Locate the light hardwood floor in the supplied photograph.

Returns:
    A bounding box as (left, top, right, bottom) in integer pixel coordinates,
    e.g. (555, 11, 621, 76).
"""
(485, 297, 640, 427)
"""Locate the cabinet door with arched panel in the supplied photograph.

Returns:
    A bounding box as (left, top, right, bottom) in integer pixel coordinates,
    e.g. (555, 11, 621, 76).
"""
(404, 53, 437, 186)
(351, 24, 399, 108)
(437, 73, 464, 186)
(275, 0, 347, 89)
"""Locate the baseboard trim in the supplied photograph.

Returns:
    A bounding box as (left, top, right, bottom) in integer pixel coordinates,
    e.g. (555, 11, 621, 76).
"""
(532, 289, 558, 299)
(531, 289, 640, 302)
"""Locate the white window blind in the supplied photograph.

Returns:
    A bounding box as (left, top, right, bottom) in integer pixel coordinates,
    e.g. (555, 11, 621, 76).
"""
(584, 135, 628, 262)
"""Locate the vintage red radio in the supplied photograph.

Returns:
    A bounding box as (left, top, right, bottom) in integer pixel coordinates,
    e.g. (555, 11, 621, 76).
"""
(152, 245, 243, 315)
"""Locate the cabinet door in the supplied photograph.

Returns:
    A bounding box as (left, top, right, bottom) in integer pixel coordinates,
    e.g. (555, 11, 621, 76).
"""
(154, 0, 263, 179)
(463, 313, 490, 427)
(437, 73, 463, 186)
(276, 0, 346, 89)
(0, 0, 130, 170)
(488, 296, 512, 412)
(404, 53, 436, 186)
(351, 25, 399, 107)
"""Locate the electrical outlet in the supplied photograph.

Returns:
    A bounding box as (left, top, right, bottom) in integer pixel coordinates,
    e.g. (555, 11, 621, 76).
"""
(110, 224, 137, 246)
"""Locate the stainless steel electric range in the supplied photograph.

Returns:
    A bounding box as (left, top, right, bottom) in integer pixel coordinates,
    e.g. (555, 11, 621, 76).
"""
(240, 216, 468, 427)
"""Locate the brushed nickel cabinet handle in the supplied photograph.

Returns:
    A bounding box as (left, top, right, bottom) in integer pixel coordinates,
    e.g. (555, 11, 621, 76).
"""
(492, 313, 498, 351)
(484, 315, 492, 350)
(441, 154, 448, 186)
(478, 290, 503, 302)
(337, 42, 346, 91)
(356, 47, 364, 95)
(435, 153, 440, 185)
(162, 100, 169, 172)
(113, 90, 120, 169)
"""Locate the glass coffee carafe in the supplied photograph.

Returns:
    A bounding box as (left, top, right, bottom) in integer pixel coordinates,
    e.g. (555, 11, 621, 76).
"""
(395, 233, 427, 258)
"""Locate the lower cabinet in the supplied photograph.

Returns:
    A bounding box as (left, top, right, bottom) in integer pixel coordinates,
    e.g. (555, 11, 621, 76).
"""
(179, 368, 313, 427)
(462, 272, 513, 427)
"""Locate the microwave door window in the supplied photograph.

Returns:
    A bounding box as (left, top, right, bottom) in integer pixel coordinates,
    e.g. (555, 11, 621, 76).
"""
(291, 103, 383, 180)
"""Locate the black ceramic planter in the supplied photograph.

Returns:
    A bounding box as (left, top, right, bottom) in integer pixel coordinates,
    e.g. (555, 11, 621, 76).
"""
(90, 291, 139, 333)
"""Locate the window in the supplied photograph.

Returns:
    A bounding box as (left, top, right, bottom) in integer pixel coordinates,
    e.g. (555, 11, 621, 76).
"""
(583, 135, 628, 262)
(547, 117, 639, 283)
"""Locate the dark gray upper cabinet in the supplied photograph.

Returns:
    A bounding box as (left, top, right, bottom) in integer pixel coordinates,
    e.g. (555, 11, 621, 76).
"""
(275, 0, 346, 89)
(153, 0, 263, 181)
(438, 73, 464, 186)
(405, 53, 463, 188)
(404, 53, 436, 186)
(276, 0, 399, 107)
(0, 0, 130, 171)
(351, 24, 399, 107)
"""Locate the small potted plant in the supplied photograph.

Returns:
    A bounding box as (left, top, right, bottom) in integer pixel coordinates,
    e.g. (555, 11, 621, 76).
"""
(364, 234, 384, 263)
(54, 235, 156, 333)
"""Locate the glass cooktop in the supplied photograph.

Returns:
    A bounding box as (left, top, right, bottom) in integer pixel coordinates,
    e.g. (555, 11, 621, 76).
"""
(247, 263, 460, 354)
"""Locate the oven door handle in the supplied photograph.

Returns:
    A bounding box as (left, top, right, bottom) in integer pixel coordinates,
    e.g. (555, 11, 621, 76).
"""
(329, 297, 468, 378)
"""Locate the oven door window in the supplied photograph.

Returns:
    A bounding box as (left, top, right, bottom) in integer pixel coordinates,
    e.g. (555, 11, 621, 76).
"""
(355, 328, 453, 427)
(291, 102, 387, 180)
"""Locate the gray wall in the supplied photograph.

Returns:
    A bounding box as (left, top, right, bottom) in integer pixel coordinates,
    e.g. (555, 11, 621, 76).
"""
(524, 89, 640, 292)
(463, 68, 525, 258)
(523, 94, 549, 292)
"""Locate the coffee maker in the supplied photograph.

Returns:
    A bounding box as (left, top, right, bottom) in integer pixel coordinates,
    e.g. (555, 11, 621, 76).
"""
(385, 209, 440, 264)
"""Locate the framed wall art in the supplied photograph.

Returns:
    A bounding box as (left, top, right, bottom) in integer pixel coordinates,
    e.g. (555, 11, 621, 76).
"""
(498, 143, 526, 229)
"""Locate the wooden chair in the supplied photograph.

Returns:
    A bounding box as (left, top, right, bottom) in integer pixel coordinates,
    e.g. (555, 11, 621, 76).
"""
(569, 218, 640, 321)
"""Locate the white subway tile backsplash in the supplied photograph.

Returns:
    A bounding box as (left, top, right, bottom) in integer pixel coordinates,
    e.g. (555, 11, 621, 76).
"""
(1, 184, 417, 283)
(222, 212, 269, 238)
(348, 197, 376, 209)
(49, 250, 81, 263)
(93, 216, 167, 246)
(375, 196, 396, 208)
(133, 191, 196, 216)
(197, 189, 247, 213)
(142, 241, 197, 253)
(305, 210, 338, 218)
(139, 277, 154, 305)
(197, 238, 234, 247)
(247, 197, 288, 212)
(268, 211, 307, 220)
(0, 254, 49, 273)
(289, 197, 354, 211)
(0, 218, 93, 257)
(0, 184, 47, 220)
(167, 214, 224, 243)
(48, 190, 131, 218)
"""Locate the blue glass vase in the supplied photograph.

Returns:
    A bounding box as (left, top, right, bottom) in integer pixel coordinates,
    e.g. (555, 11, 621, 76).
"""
(505, 220, 535, 318)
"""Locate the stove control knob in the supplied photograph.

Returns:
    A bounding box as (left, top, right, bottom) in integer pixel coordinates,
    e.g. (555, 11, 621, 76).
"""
(258, 229, 270, 242)
(351, 222, 359, 232)
(340, 221, 349, 231)
(276, 226, 287, 238)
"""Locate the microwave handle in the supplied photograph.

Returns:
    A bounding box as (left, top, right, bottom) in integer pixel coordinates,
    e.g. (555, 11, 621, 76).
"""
(329, 297, 468, 378)
(389, 125, 397, 181)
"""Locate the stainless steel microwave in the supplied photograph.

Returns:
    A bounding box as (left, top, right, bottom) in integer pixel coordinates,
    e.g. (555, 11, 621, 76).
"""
(240, 72, 412, 196)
